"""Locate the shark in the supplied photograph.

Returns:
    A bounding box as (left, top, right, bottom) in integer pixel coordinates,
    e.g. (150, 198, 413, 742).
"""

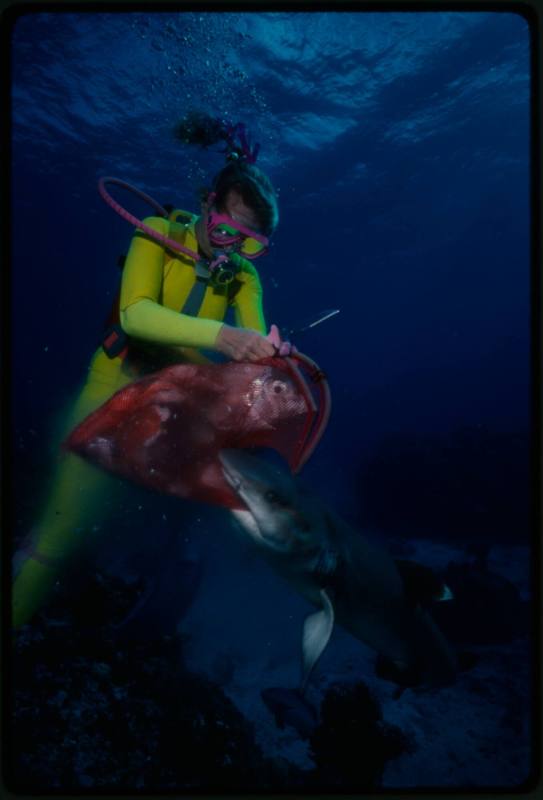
(219, 450, 457, 695)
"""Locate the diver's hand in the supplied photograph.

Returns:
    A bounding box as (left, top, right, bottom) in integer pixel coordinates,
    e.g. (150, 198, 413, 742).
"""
(267, 323, 297, 357)
(215, 324, 276, 362)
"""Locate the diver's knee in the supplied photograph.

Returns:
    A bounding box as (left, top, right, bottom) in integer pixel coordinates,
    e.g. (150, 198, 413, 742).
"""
(11, 551, 63, 629)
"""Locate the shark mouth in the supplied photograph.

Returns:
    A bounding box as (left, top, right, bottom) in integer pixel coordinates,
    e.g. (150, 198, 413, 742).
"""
(219, 451, 293, 553)
(219, 452, 263, 543)
(219, 453, 247, 504)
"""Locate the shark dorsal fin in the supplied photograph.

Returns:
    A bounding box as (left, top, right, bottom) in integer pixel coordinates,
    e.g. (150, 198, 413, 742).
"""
(394, 558, 453, 608)
(300, 588, 335, 694)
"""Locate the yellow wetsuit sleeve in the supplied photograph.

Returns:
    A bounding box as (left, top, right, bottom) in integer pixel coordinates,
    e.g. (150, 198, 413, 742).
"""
(233, 263, 267, 334)
(119, 216, 223, 349)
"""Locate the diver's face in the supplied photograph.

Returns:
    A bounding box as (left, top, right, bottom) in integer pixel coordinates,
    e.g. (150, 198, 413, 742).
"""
(196, 189, 262, 259)
(222, 189, 261, 233)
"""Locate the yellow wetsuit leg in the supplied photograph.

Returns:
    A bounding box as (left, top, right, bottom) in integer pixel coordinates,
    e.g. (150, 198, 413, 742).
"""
(12, 356, 133, 629)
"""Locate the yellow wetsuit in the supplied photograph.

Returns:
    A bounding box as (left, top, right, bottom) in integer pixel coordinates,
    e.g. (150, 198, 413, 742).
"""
(12, 213, 267, 628)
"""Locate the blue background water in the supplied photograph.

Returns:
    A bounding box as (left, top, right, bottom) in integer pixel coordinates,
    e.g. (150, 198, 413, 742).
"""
(8, 8, 534, 791)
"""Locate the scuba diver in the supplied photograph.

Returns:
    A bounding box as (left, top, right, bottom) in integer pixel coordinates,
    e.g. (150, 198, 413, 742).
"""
(12, 112, 289, 629)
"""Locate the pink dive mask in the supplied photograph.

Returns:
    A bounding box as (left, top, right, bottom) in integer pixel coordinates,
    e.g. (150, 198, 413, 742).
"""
(207, 204, 269, 260)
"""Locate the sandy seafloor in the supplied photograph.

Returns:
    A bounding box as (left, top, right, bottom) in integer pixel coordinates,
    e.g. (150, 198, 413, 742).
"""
(180, 527, 532, 789)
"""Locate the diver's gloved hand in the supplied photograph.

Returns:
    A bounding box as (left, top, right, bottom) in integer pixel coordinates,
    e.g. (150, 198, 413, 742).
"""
(267, 324, 297, 357)
(216, 324, 276, 362)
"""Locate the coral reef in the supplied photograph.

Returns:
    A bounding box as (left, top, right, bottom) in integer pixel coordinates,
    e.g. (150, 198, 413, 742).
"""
(9, 571, 303, 792)
(10, 569, 412, 792)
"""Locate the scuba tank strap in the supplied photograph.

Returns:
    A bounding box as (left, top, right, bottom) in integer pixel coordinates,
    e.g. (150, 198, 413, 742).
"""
(180, 252, 243, 317)
(227, 277, 243, 305)
(168, 208, 198, 226)
(181, 261, 212, 317)
(150, 210, 209, 318)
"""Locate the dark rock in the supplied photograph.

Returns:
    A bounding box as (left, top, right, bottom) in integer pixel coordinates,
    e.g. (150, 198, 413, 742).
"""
(9, 568, 305, 792)
(431, 560, 530, 645)
(309, 682, 412, 789)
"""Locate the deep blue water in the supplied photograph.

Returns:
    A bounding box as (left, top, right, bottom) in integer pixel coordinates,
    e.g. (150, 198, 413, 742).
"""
(7, 8, 535, 792)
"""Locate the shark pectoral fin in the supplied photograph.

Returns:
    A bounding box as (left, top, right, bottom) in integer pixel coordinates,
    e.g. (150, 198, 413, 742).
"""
(300, 589, 335, 694)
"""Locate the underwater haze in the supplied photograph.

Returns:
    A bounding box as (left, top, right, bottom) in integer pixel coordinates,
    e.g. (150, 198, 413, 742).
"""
(8, 7, 535, 794)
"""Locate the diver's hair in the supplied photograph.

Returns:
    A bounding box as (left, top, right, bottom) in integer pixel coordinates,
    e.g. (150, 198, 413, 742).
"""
(175, 110, 279, 235)
(211, 162, 279, 236)
(174, 110, 227, 149)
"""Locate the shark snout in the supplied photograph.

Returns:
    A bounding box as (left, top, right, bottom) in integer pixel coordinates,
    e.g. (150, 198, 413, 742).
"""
(218, 449, 252, 495)
(219, 449, 283, 492)
(219, 450, 298, 553)
(219, 449, 249, 476)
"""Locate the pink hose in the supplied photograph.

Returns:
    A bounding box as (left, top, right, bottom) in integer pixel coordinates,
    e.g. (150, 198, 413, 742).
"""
(98, 176, 201, 262)
(292, 351, 332, 471)
(283, 356, 317, 473)
(282, 351, 332, 473)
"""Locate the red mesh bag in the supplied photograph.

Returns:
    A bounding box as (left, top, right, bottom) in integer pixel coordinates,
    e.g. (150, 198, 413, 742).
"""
(65, 354, 330, 509)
